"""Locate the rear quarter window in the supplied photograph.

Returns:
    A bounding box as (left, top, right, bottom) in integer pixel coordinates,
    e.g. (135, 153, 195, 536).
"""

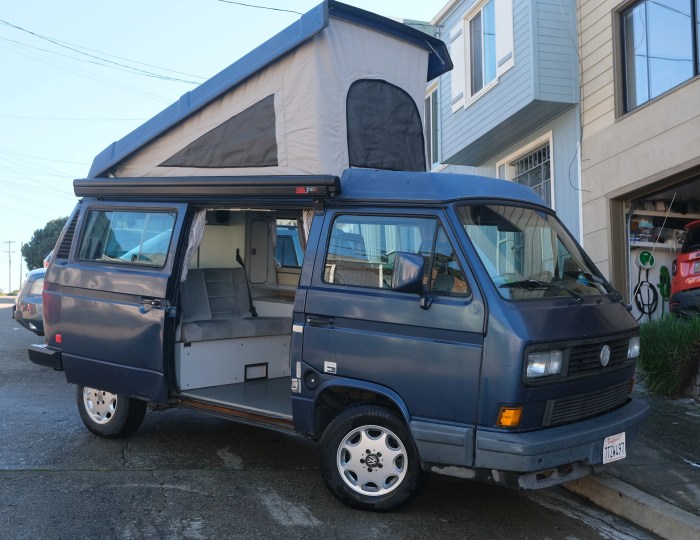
(77, 210, 176, 267)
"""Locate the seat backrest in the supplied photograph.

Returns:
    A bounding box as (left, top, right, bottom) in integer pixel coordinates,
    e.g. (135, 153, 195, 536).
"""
(180, 269, 212, 323)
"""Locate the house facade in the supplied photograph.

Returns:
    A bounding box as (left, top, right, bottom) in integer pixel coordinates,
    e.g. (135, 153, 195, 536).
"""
(578, 0, 700, 318)
(428, 0, 582, 238)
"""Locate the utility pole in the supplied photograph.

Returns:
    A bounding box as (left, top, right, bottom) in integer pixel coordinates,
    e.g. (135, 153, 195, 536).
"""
(3, 241, 15, 294)
(19, 242, 23, 291)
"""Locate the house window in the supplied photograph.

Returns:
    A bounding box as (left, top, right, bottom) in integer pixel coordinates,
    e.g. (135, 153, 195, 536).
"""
(449, 0, 514, 111)
(425, 85, 440, 169)
(469, 0, 497, 95)
(621, 0, 699, 112)
(512, 144, 551, 206)
(498, 135, 554, 207)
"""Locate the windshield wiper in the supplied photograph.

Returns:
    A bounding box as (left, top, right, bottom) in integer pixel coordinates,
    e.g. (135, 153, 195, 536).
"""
(563, 270, 623, 302)
(500, 279, 583, 304)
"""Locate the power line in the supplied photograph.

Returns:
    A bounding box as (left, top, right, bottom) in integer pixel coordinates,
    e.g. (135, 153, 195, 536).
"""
(0, 41, 173, 104)
(217, 1, 302, 16)
(0, 146, 89, 166)
(0, 19, 204, 84)
(0, 114, 146, 122)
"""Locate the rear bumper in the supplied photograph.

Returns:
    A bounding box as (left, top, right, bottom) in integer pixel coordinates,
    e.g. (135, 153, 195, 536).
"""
(28, 344, 63, 370)
(669, 289, 700, 316)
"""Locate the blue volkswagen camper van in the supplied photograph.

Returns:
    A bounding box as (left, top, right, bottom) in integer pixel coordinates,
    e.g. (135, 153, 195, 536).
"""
(27, 0, 647, 511)
(30, 169, 648, 510)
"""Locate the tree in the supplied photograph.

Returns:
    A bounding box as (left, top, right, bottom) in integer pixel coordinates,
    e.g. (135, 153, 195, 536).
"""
(22, 217, 68, 270)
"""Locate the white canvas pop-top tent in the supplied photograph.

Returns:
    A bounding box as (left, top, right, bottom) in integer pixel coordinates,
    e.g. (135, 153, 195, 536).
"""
(88, 1, 452, 180)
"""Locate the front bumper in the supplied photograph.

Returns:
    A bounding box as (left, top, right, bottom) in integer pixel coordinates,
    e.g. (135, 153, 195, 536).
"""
(418, 397, 649, 489)
(474, 397, 649, 471)
(28, 344, 63, 370)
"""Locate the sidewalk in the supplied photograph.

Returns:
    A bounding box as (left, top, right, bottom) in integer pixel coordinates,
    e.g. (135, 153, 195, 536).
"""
(565, 384, 700, 540)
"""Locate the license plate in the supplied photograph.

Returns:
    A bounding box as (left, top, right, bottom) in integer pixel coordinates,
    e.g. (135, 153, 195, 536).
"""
(602, 432, 626, 464)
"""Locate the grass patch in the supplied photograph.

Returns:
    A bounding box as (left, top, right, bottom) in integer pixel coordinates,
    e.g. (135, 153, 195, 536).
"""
(638, 315, 700, 398)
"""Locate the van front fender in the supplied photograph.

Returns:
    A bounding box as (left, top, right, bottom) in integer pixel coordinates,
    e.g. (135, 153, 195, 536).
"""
(292, 377, 412, 438)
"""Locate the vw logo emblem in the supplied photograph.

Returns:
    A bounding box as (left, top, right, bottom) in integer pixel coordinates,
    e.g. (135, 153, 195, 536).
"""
(600, 345, 611, 367)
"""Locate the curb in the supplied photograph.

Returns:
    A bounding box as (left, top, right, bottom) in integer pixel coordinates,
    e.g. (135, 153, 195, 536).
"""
(564, 474, 700, 540)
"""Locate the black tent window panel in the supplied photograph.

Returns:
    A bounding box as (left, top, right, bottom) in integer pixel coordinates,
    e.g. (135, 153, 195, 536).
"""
(161, 94, 278, 168)
(346, 79, 426, 172)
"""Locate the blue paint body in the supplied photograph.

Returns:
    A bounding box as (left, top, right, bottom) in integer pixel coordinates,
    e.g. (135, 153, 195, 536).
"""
(30, 169, 648, 489)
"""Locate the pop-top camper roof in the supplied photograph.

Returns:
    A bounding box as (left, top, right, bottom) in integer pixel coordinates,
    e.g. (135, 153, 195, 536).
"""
(88, 1, 452, 180)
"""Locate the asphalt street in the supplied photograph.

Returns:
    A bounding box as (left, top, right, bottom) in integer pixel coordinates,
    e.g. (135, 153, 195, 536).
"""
(0, 297, 655, 539)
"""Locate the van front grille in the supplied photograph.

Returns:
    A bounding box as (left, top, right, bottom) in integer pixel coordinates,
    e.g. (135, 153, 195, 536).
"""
(543, 382, 629, 426)
(568, 337, 630, 376)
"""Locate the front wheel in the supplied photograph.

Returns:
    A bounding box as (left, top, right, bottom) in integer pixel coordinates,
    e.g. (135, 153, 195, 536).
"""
(319, 405, 425, 511)
(76, 386, 147, 438)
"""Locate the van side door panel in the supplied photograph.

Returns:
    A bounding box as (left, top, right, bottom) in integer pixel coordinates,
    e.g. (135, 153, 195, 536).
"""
(54, 201, 187, 403)
(304, 209, 485, 425)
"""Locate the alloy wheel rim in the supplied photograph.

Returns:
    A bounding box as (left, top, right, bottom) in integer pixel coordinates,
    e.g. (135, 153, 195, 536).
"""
(83, 387, 117, 424)
(336, 424, 407, 496)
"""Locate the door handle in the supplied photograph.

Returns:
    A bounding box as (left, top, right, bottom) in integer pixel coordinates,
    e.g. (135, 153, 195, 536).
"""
(140, 298, 161, 307)
(306, 315, 334, 326)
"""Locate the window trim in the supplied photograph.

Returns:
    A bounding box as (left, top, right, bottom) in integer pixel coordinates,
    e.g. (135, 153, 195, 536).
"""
(614, 0, 700, 116)
(449, 0, 514, 110)
(496, 132, 555, 210)
(320, 211, 471, 297)
(425, 82, 441, 170)
(75, 207, 177, 269)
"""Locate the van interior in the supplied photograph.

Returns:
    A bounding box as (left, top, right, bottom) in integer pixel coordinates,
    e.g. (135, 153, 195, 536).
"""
(174, 208, 305, 426)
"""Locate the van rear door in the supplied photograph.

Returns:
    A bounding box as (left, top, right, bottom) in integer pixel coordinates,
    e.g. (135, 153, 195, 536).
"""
(50, 201, 187, 404)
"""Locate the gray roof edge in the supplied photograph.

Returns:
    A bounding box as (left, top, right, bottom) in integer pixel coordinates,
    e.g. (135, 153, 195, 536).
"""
(89, 1, 453, 179)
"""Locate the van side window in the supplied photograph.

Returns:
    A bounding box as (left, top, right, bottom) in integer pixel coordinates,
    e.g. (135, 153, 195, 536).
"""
(324, 214, 437, 289)
(424, 226, 470, 296)
(77, 210, 176, 267)
(274, 219, 303, 269)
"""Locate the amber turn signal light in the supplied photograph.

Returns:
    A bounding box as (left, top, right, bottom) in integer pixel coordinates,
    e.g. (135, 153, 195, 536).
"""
(496, 406, 523, 428)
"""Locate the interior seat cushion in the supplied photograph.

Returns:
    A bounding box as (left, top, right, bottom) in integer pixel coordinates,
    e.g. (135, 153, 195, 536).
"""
(180, 316, 292, 342)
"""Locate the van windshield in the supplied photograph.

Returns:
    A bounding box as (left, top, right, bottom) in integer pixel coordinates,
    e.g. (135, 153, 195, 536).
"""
(457, 204, 609, 300)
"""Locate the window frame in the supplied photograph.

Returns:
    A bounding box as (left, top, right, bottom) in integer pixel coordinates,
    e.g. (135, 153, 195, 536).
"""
(425, 82, 441, 170)
(76, 207, 177, 269)
(616, 0, 700, 115)
(496, 132, 555, 209)
(321, 212, 470, 297)
(450, 0, 515, 111)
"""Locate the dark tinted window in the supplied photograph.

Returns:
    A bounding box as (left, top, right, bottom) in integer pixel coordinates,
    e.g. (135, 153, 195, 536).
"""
(346, 80, 426, 171)
(682, 222, 700, 252)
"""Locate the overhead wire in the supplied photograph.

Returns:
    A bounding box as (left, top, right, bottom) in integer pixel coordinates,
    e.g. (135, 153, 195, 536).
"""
(0, 40, 173, 103)
(0, 146, 89, 166)
(217, 1, 303, 16)
(0, 19, 204, 84)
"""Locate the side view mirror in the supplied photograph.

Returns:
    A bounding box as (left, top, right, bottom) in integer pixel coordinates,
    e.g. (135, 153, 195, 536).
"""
(391, 252, 432, 309)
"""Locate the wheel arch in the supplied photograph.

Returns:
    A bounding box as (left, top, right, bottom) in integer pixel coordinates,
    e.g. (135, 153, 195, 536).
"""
(312, 378, 411, 440)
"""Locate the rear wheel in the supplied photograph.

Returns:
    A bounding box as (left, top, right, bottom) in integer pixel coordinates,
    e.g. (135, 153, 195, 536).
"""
(76, 386, 146, 438)
(319, 405, 425, 511)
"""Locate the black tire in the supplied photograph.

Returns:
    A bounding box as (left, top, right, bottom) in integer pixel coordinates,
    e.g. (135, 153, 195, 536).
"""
(319, 405, 426, 511)
(76, 385, 147, 439)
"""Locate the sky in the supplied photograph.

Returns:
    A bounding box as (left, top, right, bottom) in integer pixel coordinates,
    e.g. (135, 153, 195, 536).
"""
(0, 0, 446, 293)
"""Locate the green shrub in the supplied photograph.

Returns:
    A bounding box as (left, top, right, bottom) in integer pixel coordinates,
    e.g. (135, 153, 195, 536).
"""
(638, 315, 700, 398)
